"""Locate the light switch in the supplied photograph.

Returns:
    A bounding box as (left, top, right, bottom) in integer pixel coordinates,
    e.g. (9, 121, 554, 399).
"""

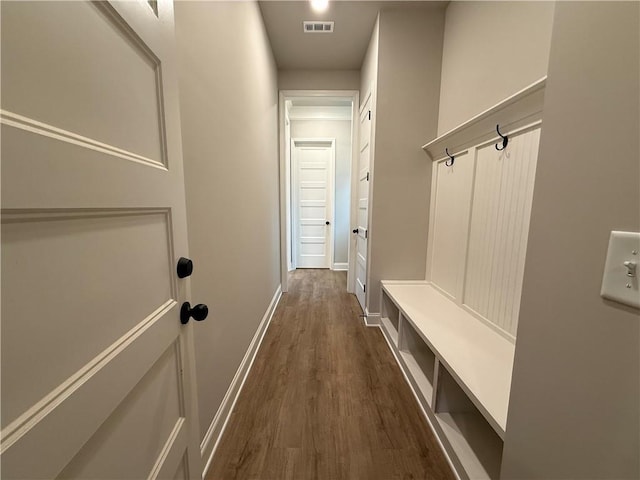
(601, 231, 640, 308)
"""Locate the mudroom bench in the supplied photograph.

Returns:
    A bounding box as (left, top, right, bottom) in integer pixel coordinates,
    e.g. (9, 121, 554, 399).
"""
(379, 280, 515, 480)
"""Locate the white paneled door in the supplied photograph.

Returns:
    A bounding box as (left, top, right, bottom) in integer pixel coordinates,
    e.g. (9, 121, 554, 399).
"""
(1, 1, 202, 479)
(355, 94, 372, 311)
(292, 139, 334, 269)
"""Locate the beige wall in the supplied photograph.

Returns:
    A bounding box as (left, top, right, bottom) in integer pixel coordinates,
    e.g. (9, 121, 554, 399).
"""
(174, 0, 280, 447)
(278, 69, 360, 91)
(359, 15, 379, 107)
(502, 2, 639, 477)
(367, 6, 445, 314)
(290, 119, 352, 265)
(437, 1, 554, 135)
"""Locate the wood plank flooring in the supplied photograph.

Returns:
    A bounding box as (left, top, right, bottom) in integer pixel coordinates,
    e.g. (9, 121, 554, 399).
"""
(207, 269, 455, 480)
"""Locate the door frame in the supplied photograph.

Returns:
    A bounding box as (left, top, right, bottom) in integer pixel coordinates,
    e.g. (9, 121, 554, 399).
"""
(278, 90, 359, 293)
(291, 137, 336, 270)
(355, 86, 375, 313)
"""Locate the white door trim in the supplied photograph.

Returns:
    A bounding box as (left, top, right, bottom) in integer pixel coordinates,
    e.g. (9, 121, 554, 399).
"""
(284, 106, 294, 272)
(278, 90, 359, 292)
(353, 84, 375, 311)
(291, 137, 335, 270)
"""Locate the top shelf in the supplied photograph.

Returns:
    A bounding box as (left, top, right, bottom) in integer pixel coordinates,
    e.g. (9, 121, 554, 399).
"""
(381, 281, 515, 438)
(423, 77, 546, 161)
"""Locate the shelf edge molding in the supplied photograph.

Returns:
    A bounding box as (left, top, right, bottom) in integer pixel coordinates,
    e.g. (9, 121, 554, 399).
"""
(423, 77, 547, 161)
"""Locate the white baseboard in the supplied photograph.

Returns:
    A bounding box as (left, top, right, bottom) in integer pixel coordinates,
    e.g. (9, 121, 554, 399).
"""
(364, 309, 380, 327)
(200, 285, 282, 479)
(332, 262, 348, 271)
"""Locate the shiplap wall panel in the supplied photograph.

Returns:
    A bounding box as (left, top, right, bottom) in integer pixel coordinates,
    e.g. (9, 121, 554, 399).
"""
(463, 128, 540, 336)
(429, 151, 475, 299)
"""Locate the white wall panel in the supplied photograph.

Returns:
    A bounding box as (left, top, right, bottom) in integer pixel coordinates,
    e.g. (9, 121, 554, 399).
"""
(463, 128, 540, 336)
(428, 151, 474, 299)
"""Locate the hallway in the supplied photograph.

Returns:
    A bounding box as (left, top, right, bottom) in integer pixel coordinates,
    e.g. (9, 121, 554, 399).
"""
(208, 270, 455, 480)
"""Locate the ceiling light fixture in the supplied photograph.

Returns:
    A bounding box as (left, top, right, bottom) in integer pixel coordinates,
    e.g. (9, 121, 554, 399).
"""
(310, 0, 329, 13)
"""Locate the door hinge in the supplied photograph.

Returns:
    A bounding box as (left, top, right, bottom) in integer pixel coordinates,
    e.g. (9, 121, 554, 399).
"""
(368, 110, 371, 121)
(365, 229, 368, 239)
(366, 171, 370, 181)
(364, 284, 366, 293)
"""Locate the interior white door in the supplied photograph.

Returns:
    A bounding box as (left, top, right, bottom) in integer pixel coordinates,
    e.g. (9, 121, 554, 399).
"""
(1, 1, 201, 479)
(293, 140, 334, 269)
(355, 95, 372, 310)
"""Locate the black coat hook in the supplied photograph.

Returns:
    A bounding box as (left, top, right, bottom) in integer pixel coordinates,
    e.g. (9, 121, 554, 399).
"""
(445, 148, 455, 167)
(495, 124, 509, 151)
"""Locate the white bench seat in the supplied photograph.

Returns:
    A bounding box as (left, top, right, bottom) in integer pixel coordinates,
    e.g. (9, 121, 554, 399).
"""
(381, 281, 515, 437)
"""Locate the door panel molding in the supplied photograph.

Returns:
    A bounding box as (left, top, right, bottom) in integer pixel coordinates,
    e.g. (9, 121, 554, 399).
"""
(1, 1, 168, 165)
(56, 342, 186, 479)
(1, 298, 177, 446)
(150, 418, 188, 480)
(0, 110, 166, 170)
(1, 208, 178, 427)
(0, 299, 180, 478)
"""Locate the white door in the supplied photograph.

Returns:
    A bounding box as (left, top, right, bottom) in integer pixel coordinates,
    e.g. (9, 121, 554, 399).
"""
(1, 1, 202, 479)
(292, 139, 334, 269)
(355, 95, 372, 310)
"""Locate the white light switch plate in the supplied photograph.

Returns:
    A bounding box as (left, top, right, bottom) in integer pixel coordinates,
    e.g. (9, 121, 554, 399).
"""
(601, 231, 640, 308)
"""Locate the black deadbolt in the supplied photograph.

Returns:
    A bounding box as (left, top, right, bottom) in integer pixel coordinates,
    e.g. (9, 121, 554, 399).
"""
(180, 302, 208, 325)
(177, 257, 193, 278)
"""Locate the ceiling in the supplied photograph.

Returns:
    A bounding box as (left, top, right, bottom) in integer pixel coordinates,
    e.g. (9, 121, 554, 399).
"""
(259, 1, 447, 71)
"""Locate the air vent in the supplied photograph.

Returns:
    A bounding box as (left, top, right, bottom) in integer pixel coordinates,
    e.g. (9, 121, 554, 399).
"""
(303, 21, 334, 33)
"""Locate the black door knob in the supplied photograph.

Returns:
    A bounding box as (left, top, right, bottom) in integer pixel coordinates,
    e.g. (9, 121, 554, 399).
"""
(177, 257, 193, 278)
(353, 228, 358, 234)
(326, 221, 330, 225)
(180, 302, 208, 324)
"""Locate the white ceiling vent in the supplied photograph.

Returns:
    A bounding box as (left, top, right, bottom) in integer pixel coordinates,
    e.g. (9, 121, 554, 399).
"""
(303, 21, 334, 33)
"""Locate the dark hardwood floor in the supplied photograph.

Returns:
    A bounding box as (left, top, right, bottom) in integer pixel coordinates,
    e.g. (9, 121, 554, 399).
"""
(207, 269, 455, 480)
